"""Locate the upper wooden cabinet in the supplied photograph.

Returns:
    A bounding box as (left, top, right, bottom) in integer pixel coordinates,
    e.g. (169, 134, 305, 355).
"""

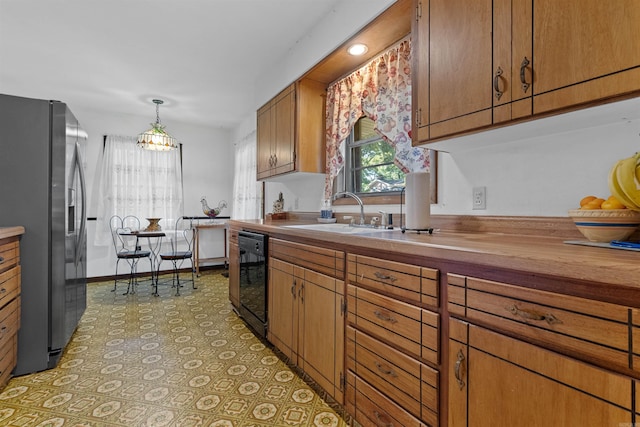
(532, 0, 640, 114)
(413, 0, 640, 145)
(256, 79, 325, 180)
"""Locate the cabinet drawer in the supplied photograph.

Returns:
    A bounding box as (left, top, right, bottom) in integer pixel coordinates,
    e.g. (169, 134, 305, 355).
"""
(0, 332, 17, 388)
(627, 309, 640, 371)
(0, 239, 19, 273)
(346, 371, 429, 427)
(347, 254, 438, 307)
(0, 297, 20, 349)
(270, 238, 345, 279)
(448, 274, 630, 370)
(348, 326, 421, 418)
(0, 265, 20, 309)
(348, 285, 439, 364)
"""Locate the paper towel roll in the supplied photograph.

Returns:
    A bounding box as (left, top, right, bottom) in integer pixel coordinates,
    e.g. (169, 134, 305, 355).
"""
(405, 172, 430, 230)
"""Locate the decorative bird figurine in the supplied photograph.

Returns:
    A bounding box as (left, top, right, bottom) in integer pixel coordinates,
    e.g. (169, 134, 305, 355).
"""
(201, 197, 227, 218)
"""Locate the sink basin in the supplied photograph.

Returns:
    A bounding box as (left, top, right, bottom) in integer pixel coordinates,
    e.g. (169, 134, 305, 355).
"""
(284, 223, 394, 234)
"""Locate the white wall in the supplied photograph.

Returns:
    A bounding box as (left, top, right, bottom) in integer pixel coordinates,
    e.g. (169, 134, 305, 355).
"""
(260, 97, 640, 219)
(75, 107, 233, 278)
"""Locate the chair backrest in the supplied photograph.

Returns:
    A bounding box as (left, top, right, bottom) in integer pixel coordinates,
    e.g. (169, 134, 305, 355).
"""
(109, 215, 142, 254)
(165, 217, 194, 254)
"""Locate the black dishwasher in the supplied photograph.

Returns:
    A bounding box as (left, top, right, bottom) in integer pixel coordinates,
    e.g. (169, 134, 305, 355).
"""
(237, 231, 268, 338)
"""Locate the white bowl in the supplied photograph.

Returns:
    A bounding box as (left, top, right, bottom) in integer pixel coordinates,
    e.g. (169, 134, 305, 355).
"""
(568, 209, 640, 242)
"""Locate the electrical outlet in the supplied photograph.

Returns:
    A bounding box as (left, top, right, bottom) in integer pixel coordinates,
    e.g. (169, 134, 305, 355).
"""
(473, 186, 486, 210)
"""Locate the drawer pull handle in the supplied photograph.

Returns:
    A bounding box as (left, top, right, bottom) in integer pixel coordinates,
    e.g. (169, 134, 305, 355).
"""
(374, 271, 397, 282)
(454, 349, 466, 390)
(374, 310, 397, 324)
(508, 305, 561, 325)
(493, 66, 504, 100)
(373, 411, 394, 427)
(0, 288, 5, 294)
(520, 56, 531, 92)
(0, 256, 4, 263)
(374, 361, 398, 378)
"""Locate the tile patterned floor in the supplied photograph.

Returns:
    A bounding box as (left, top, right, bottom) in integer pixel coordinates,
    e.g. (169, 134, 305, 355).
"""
(0, 271, 347, 427)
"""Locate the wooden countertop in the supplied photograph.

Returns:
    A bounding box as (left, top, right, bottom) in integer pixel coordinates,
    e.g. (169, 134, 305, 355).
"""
(231, 218, 640, 307)
(0, 226, 25, 240)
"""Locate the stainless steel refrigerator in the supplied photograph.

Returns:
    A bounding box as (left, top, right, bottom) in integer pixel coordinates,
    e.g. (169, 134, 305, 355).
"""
(0, 93, 87, 375)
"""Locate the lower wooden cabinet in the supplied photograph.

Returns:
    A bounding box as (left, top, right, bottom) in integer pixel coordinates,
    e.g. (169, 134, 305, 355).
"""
(227, 225, 241, 309)
(346, 254, 439, 427)
(0, 233, 22, 389)
(268, 239, 345, 402)
(449, 319, 633, 426)
(447, 272, 636, 426)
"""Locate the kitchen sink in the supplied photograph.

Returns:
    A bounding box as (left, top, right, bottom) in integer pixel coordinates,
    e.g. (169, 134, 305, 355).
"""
(284, 223, 394, 234)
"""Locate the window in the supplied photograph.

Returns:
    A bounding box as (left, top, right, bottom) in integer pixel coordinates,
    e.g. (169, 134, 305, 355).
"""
(345, 116, 405, 195)
(94, 135, 184, 245)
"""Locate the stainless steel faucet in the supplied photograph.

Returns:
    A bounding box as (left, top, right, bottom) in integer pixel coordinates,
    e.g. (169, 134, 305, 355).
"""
(333, 191, 365, 225)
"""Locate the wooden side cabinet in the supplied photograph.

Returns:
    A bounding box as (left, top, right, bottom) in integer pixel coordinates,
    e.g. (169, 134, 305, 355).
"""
(256, 79, 326, 180)
(0, 228, 23, 390)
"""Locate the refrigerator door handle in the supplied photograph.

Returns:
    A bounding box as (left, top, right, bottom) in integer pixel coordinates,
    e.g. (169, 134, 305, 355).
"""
(75, 141, 87, 265)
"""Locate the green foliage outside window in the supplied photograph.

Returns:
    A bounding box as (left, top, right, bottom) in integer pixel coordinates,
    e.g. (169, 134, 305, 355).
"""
(350, 117, 404, 194)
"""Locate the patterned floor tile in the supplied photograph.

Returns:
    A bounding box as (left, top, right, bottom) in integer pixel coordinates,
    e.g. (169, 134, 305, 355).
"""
(0, 271, 347, 427)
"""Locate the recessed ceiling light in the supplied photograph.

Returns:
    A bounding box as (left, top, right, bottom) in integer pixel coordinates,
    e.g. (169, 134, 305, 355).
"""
(347, 43, 368, 56)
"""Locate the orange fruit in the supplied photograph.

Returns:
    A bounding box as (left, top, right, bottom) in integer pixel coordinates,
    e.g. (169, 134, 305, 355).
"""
(580, 198, 605, 210)
(579, 195, 597, 207)
(601, 195, 626, 210)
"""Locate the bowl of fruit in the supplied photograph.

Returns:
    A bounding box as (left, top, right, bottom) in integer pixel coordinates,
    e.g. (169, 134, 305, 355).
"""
(569, 195, 640, 242)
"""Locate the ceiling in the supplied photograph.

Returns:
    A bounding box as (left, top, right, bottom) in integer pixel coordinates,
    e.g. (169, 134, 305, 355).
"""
(0, 0, 393, 130)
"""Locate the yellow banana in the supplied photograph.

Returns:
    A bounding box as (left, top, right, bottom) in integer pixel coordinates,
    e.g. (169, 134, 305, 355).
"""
(616, 152, 640, 209)
(608, 158, 640, 209)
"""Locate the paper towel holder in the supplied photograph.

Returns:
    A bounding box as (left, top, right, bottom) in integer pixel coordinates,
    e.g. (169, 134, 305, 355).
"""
(400, 187, 434, 235)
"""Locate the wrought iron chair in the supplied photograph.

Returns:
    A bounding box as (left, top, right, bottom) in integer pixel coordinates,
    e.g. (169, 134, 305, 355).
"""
(156, 217, 196, 296)
(109, 215, 152, 295)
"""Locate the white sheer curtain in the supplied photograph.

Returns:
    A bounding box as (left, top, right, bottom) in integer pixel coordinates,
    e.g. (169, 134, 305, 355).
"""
(232, 131, 262, 219)
(95, 135, 183, 245)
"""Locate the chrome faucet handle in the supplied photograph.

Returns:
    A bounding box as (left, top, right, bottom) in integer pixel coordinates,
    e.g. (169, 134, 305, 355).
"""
(371, 217, 380, 227)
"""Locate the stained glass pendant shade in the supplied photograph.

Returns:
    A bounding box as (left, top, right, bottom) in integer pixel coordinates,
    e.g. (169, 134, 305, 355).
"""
(137, 99, 178, 151)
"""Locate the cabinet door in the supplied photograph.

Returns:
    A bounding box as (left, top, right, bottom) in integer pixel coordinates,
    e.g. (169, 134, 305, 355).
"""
(267, 259, 297, 360)
(300, 269, 344, 403)
(429, 0, 493, 139)
(412, 0, 429, 143)
(492, 0, 533, 123)
(449, 321, 633, 426)
(256, 104, 273, 180)
(533, 0, 640, 113)
(273, 86, 295, 176)
(228, 240, 239, 309)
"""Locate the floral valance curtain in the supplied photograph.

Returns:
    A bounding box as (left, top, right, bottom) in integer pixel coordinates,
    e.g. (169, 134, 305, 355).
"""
(325, 38, 431, 197)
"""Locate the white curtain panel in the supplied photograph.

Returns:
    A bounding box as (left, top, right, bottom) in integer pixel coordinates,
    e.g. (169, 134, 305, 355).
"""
(94, 135, 183, 246)
(231, 131, 262, 220)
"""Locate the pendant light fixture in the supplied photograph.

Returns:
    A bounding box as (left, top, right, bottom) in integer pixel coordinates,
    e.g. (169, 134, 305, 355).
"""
(137, 99, 178, 151)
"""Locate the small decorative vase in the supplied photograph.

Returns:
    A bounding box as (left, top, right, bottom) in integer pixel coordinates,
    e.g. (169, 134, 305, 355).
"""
(145, 218, 162, 232)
